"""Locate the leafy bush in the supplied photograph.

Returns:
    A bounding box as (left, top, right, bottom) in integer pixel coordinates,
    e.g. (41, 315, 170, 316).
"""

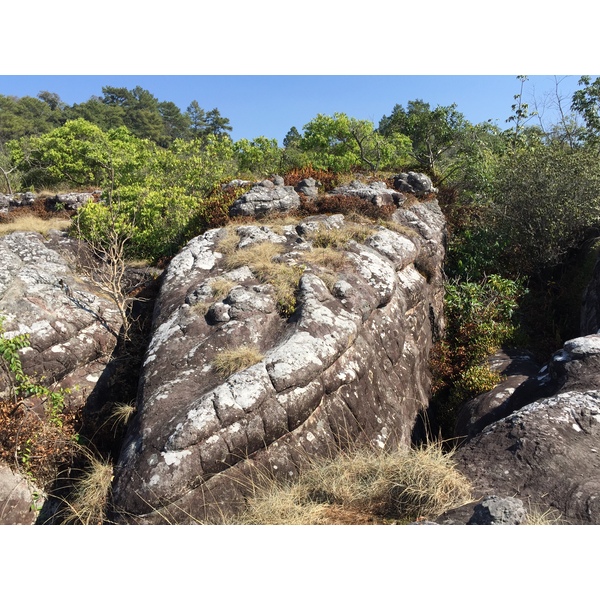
(490, 143, 600, 276)
(0, 317, 78, 486)
(430, 274, 527, 435)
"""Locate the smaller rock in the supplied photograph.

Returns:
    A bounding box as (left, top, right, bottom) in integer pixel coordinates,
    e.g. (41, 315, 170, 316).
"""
(48, 192, 94, 210)
(229, 183, 301, 218)
(467, 495, 526, 525)
(393, 172, 437, 196)
(295, 178, 319, 198)
(329, 180, 403, 207)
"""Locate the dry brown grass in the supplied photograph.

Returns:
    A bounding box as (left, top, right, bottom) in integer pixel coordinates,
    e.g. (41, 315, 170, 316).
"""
(62, 455, 114, 525)
(302, 247, 348, 271)
(0, 215, 71, 236)
(215, 227, 241, 256)
(210, 277, 237, 300)
(229, 440, 473, 524)
(307, 221, 375, 249)
(224, 241, 304, 316)
(106, 402, 136, 432)
(213, 345, 264, 378)
(525, 505, 564, 525)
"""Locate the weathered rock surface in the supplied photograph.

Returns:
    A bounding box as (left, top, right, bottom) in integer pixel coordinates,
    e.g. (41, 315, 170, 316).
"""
(294, 177, 320, 198)
(447, 334, 600, 524)
(454, 350, 541, 440)
(229, 179, 300, 217)
(393, 172, 437, 196)
(328, 180, 405, 207)
(0, 463, 42, 525)
(47, 192, 95, 211)
(110, 200, 446, 523)
(0, 192, 36, 212)
(0, 230, 122, 411)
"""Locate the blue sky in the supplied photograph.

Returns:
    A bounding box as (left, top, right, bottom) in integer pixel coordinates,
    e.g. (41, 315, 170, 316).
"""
(0, 75, 588, 144)
(3, 2, 596, 146)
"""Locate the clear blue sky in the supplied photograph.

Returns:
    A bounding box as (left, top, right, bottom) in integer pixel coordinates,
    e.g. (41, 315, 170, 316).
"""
(0, 75, 589, 144)
(3, 2, 596, 145)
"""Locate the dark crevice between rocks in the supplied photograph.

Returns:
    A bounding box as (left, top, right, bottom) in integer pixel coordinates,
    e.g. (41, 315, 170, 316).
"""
(36, 271, 162, 524)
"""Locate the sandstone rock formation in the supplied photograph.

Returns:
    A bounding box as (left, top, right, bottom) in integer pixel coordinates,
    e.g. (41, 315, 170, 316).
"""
(110, 199, 446, 523)
(229, 178, 300, 217)
(445, 334, 600, 524)
(328, 180, 404, 207)
(392, 172, 437, 196)
(0, 230, 122, 413)
(0, 463, 42, 525)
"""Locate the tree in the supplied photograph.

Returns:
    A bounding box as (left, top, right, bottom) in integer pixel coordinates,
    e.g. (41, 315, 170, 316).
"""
(571, 75, 600, 146)
(490, 142, 600, 275)
(300, 113, 410, 172)
(0, 94, 56, 143)
(186, 100, 207, 139)
(378, 99, 467, 177)
(158, 101, 190, 145)
(65, 96, 126, 131)
(234, 137, 282, 176)
(100, 86, 165, 144)
(205, 108, 232, 139)
(283, 126, 302, 149)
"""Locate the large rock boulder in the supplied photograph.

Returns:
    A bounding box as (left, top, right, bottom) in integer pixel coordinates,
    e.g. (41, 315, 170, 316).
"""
(328, 180, 404, 208)
(393, 172, 437, 196)
(446, 334, 600, 524)
(229, 179, 300, 217)
(110, 200, 446, 523)
(0, 230, 122, 412)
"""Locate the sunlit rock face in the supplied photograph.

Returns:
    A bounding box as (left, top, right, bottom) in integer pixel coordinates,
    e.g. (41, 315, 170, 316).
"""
(0, 230, 122, 412)
(110, 200, 446, 524)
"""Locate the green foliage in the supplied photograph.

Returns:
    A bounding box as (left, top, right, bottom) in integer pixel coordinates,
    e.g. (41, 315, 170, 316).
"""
(490, 142, 600, 276)
(300, 112, 411, 173)
(0, 317, 68, 427)
(8, 119, 149, 189)
(73, 132, 238, 261)
(571, 75, 600, 145)
(444, 274, 525, 366)
(378, 99, 467, 177)
(0, 94, 58, 144)
(430, 275, 526, 435)
(233, 136, 282, 177)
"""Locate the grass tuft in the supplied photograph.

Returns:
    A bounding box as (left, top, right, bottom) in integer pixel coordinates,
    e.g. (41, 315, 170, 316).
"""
(224, 241, 303, 317)
(0, 215, 71, 236)
(62, 456, 114, 525)
(213, 345, 264, 378)
(229, 440, 473, 524)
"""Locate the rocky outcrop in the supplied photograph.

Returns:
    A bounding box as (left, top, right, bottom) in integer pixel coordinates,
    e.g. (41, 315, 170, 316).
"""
(446, 334, 600, 524)
(294, 177, 320, 198)
(328, 180, 405, 207)
(0, 230, 122, 412)
(0, 192, 35, 212)
(454, 350, 541, 439)
(229, 179, 301, 217)
(110, 199, 446, 523)
(392, 172, 437, 196)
